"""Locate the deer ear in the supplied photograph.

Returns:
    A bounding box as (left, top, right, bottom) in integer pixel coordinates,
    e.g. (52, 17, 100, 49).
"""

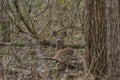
(53, 31, 58, 37)
(62, 31, 67, 37)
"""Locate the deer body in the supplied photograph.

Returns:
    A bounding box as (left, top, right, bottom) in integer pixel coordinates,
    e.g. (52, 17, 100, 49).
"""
(54, 47, 75, 62)
(53, 31, 79, 67)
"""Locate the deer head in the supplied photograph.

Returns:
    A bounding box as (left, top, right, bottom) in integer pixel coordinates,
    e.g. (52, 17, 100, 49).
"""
(53, 31, 67, 50)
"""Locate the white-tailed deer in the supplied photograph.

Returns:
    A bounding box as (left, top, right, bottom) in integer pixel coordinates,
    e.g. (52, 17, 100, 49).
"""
(53, 31, 76, 61)
(53, 31, 82, 69)
(52, 31, 84, 80)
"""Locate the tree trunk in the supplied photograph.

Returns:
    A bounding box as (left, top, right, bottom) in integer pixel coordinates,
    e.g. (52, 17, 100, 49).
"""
(84, 0, 107, 80)
(0, 0, 11, 42)
(118, 0, 120, 16)
(84, 0, 120, 80)
(0, 0, 11, 66)
(106, 0, 120, 80)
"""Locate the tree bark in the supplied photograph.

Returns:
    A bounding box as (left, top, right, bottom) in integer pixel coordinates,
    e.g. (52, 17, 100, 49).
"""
(84, 0, 107, 80)
(0, 0, 11, 43)
(106, 0, 120, 80)
(84, 0, 120, 80)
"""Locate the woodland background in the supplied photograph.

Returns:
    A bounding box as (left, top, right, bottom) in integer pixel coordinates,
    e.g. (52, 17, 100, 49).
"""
(0, 0, 120, 80)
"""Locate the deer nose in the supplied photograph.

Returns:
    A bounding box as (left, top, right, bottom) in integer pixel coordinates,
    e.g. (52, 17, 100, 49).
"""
(56, 36, 62, 41)
(57, 38, 61, 41)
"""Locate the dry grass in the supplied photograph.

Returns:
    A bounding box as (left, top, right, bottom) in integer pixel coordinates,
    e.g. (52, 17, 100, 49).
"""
(0, 48, 95, 80)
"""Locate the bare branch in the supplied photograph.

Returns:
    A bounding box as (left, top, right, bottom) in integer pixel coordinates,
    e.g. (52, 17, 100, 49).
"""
(13, 0, 37, 36)
(0, 40, 85, 49)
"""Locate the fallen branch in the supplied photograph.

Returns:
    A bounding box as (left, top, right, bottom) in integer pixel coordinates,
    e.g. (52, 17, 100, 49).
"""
(0, 40, 85, 49)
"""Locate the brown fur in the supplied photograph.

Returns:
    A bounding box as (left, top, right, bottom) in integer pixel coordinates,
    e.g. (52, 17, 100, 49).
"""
(54, 47, 76, 62)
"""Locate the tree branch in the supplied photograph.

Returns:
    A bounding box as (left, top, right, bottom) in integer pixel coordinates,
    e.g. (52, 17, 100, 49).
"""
(13, 0, 37, 36)
(0, 40, 85, 49)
